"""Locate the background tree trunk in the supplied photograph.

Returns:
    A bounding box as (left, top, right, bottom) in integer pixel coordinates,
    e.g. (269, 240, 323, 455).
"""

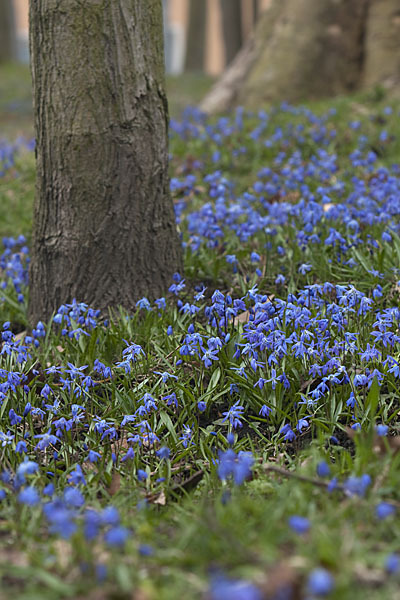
(185, 0, 206, 71)
(253, 0, 259, 25)
(201, 0, 368, 113)
(0, 0, 16, 62)
(220, 0, 243, 66)
(362, 0, 400, 95)
(28, 0, 183, 324)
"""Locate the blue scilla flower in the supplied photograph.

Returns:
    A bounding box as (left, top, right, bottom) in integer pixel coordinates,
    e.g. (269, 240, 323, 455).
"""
(137, 469, 148, 481)
(217, 449, 253, 485)
(136, 297, 151, 311)
(197, 400, 207, 413)
(87, 450, 101, 463)
(344, 474, 371, 497)
(121, 447, 135, 462)
(156, 446, 170, 460)
(15, 440, 27, 454)
(375, 424, 388, 436)
(43, 483, 54, 497)
(316, 461, 331, 478)
(280, 424, 296, 442)
(179, 424, 193, 448)
(298, 263, 312, 275)
(222, 402, 244, 429)
(259, 404, 271, 418)
(68, 464, 86, 486)
(34, 429, 58, 451)
(104, 526, 130, 548)
(0, 430, 14, 447)
(307, 568, 334, 596)
(288, 515, 310, 535)
(83, 509, 101, 541)
(16, 459, 39, 484)
(18, 486, 40, 506)
(101, 505, 120, 526)
(209, 574, 262, 600)
(154, 371, 178, 383)
(385, 553, 400, 574)
(44, 501, 77, 539)
(64, 487, 85, 508)
(9, 408, 22, 426)
(375, 502, 396, 520)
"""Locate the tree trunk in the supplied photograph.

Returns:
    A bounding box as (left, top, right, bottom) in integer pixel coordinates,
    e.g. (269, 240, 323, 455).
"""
(362, 0, 400, 95)
(0, 0, 16, 62)
(253, 0, 259, 25)
(28, 0, 183, 324)
(185, 0, 206, 71)
(220, 0, 243, 66)
(201, 0, 368, 113)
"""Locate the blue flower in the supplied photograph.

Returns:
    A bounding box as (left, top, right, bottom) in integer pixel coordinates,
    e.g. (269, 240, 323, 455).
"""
(375, 502, 396, 520)
(217, 449, 253, 485)
(16, 459, 39, 484)
(137, 469, 148, 481)
(84, 509, 101, 541)
(87, 450, 101, 463)
(101, 506, 120, 526)
(222, 402, 245, 429)
(68, 464, 86, 486)
(298, 263, 312, 275)
(179, 424, 194, 448)
(316, 461, 331, 478)
(307, 568, 334, 596)
(104, 526, 130, 547)
(197, 400, 207, 413)
(156, 446, 170, 460)
(64, 487, 85, 508)
(121, 447, 135, 462)
(136, 297, 151, 311)
(385, 553, 400, 574)
(34, 429, 58, 451)
(288, 515, 310, 535)
(259, 404, 271, 418)
(375, 424, 388, 436)
(344, 474, 371, 497)
(209, 574, 262, 600)
(18, 486, 40, 506)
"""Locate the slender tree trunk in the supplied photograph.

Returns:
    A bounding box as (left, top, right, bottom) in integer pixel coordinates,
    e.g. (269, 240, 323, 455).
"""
(201, 0, 368, 113)
(185, 0, 206, 71)
(0, 0, 16, 62)
(362, 0, 400, 94)
(220, 0, 243, 66)
(28, 0, 183, 324)
(253, 0, 259, 25)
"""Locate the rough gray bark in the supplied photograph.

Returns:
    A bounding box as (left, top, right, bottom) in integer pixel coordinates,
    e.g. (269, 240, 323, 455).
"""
(201, 0, 368, 113)
(28, 0, 183, 324)
(185, 0, 206, 71)
(363, 0, 400, 94)
(0, 0, 16, 62)
(220, 0, 243, 66)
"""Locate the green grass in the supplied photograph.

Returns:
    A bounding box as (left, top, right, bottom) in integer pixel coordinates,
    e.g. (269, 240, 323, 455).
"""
(1, 62, 400, 599)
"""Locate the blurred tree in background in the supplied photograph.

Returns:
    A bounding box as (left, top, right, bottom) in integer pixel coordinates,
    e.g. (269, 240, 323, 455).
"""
(220, 0, 243, 66)
(0, 0, 16, 62)
(201, 0, 400, 113)
(185, 0, 206, 72)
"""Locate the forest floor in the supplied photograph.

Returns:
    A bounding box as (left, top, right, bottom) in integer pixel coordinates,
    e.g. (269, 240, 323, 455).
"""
(0, 63, 400, 599)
